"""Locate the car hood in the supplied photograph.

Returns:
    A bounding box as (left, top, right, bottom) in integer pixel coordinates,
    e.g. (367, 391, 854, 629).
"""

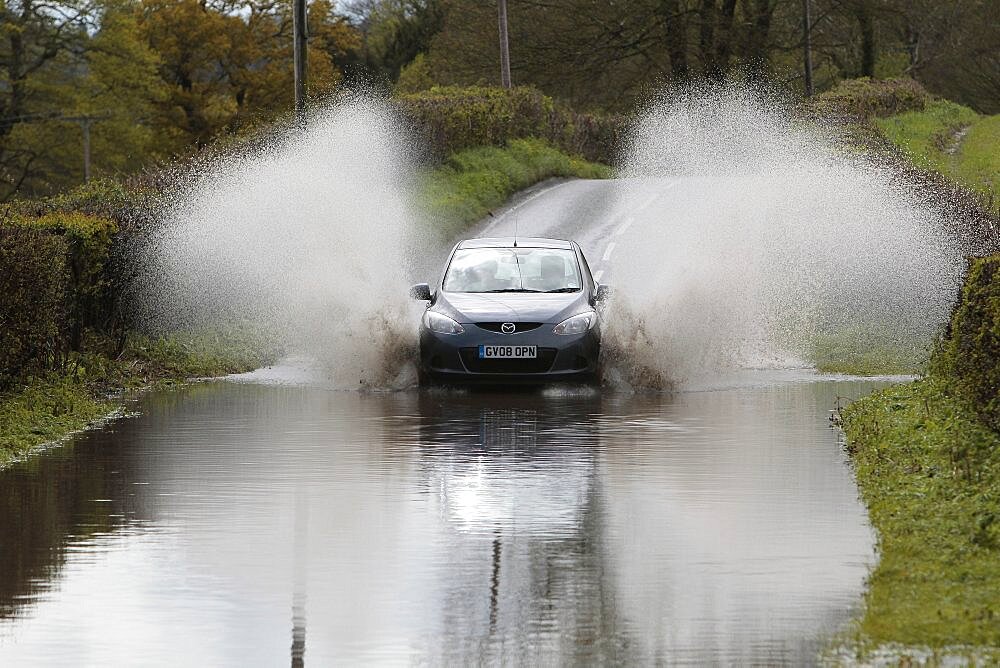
(434, 291, 590, 324)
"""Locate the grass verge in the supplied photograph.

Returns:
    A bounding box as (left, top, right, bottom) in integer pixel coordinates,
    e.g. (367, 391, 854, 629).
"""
(0, 331, 274, 468)
(419, 137, 613, 239)
(0, 375, 114, 468)
(808, 327, 928, 376)
(956, 116, 1000, 213)
(839, 376, 1000, 660)
(876, 100, 1000, 214)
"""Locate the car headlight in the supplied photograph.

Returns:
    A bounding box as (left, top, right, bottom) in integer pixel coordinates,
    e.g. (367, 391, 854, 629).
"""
(553, 311, 597, 335)
(423, 310, 465, 335)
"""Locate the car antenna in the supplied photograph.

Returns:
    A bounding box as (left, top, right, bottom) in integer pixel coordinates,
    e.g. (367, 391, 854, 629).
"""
(513, 211, 518, 247)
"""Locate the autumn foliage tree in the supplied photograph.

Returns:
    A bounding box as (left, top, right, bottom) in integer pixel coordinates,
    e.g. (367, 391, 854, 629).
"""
(1, 0, 361, 200)
(138, 0, 360, 151)
(2, 0, 997, 200)
(0, 0, 156, 199)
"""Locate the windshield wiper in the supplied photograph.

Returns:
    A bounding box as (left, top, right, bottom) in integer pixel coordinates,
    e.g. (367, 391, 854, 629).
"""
(483, 288, 542, 293)
(544, 287, 581, 293)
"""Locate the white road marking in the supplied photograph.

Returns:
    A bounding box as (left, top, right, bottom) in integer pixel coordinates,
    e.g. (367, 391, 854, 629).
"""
(636, 193, 660, 212)
(481, 180, 573, 235)
(602, 242, 616, 261)
(593, 270, 604, 282)
(633, 181, 677, 214)
(614, 217, 634, 237)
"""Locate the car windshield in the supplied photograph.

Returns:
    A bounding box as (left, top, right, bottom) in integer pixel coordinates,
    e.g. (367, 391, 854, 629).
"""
(443, 247, 582, 293)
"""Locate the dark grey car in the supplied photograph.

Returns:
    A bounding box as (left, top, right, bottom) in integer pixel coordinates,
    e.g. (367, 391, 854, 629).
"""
(410, 237, 609, 384)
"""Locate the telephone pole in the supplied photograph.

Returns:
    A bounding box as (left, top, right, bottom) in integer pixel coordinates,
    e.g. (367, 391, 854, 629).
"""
(497, 0, 511, 89)
(0, 111, 107, 184)
(802, 0, 814, 97)
(71, 115, 109, 182)
(293, 0, 308, 117)
(81, 118, 92, 182)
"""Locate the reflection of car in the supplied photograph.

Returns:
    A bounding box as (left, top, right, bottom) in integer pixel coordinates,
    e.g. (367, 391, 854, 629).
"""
(412, 392, 602, 536)
(410, 237, 609, 384)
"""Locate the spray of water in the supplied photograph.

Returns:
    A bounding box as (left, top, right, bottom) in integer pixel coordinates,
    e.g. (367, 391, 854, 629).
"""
(140, 85, 965, 392)
(602, 84, 964, 389)
(141, 94, 427, 388)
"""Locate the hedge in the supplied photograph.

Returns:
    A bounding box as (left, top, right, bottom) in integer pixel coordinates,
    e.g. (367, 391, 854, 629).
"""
(0, 226, 68, 385)
(0, 198, 130, 388)
(397, 85, 622, 164)
(807, 77, 931, 120)
(938, 255, 1000, 431)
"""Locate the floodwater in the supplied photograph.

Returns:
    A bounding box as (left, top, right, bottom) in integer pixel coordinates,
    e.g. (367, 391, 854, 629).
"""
(0, 374, 888, 665)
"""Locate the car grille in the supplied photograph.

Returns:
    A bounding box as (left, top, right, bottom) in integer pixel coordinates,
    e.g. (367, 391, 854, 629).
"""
(474, 322, 544, 333)
(460, 347, 557, 374)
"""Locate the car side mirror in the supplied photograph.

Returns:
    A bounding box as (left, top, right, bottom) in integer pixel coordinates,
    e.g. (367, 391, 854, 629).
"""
(594, 284, 611, 303)
(410, 283, 432, 301)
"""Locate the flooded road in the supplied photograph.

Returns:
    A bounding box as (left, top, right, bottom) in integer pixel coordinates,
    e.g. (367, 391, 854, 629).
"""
(0, 374, 887, 665)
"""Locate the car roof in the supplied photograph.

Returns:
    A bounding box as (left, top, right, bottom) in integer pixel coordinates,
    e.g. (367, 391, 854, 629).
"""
(457, 237, 574, 250)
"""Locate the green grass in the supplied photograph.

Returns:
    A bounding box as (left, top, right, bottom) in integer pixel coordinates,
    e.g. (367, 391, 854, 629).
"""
(122, 330, 275, 380)
(810, 343, 922, 376)
(0, 375, 114, 467)
(808, 327, 928, 376)
(954, 115, 1000, 212)
(419, 137, 613, 239)
(0, 330, 275, 468)
(840, 376, 1000, 660)
(876, 100, 1000, 213)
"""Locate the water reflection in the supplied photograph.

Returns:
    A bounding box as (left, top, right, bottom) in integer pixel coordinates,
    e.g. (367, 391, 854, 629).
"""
(0, 378, 883, 665)
(414, 394, 598, 537)
(0, 416, 154, 620)
(407, 393, 626, 664)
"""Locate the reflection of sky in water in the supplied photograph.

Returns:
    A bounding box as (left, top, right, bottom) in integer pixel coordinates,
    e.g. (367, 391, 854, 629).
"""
(0, 378, 885, 665)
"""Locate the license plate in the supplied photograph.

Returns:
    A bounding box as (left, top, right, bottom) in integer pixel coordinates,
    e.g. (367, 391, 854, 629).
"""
(478, 345, 537, 359)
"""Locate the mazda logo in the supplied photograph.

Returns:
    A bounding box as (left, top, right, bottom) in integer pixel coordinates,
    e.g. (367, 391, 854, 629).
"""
(501, 322, 516, 334)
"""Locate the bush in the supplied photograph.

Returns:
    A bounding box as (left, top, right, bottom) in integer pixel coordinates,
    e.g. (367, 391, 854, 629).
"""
(8, 178, 155, 231)
(396, 53, 435, 94)
(397, 85, 622, 164)
(939, 255, 1000, 431)
(810, 77, 931, 120)
(14, 211, 124, 353)
(0, 201, 132, 387)
(0, 225, 68, 386)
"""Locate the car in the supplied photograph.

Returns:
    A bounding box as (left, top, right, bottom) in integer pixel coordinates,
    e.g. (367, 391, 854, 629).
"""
(410, 237, 610, 384)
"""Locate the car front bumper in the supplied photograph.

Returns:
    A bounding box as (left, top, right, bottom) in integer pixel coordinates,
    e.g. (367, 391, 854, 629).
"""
(419, 324, 600, 384)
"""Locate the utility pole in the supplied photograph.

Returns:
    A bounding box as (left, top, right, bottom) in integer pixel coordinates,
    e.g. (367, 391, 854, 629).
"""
(0, 111, 107, 185)
(81, 118, 92, 182)
(802, 0, 814, 97)
(497, 0, 511, 89)
(70, 114, 109, 183)
(293, 0, 308, 117)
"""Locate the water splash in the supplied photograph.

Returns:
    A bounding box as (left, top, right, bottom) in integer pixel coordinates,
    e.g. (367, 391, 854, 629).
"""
(139, 85, 966, 392)
(602, 84, 964, 389)
(140, 94, 426, 389)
